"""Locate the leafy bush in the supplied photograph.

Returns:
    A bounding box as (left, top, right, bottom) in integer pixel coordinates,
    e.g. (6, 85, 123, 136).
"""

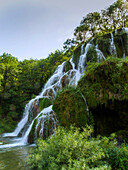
(28, 126, 128, 170)
(105, 145, 128, 170)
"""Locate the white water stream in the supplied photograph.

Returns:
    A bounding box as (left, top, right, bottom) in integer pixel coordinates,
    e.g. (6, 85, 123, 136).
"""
(1, 39, 106, 148)
(110, 32, 117, 57)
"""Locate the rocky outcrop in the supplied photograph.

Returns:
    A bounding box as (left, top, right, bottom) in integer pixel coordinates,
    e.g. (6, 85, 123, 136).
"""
(28, 111, 58, 143)
(63, 60, 72, 72)
(78, 57, 128, 138)
(28, 99, 39, 122)
(53, 87, 87, 128)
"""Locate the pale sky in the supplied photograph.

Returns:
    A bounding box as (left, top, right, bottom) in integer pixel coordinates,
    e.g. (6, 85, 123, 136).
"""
(0, 0, 116, 61)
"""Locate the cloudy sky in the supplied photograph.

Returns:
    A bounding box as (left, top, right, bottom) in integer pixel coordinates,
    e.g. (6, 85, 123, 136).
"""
(0, 0, 116, 61)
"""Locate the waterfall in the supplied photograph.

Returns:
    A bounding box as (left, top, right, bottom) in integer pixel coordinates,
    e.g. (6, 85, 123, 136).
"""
(2, 40, 106, 147)
(22, 105, 53, 144)
(3, 99, 36, 137)
(95, 45, 106, 62)
(2, 62, 66, 145)
(0, 106, 53, 148)
(123, 28, 128, 57)
(78, 43, 92, 73)
(110, 33, 117, 57)
(81, 94, 90, 125)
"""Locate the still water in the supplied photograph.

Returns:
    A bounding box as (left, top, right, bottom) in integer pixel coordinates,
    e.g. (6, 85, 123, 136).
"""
(0, 136, 34, 170)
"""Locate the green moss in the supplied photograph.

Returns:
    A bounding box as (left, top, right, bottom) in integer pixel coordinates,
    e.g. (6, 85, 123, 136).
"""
(78, 57, 128, 137)
(28, 118, 38, 144)
(63, 60, 72, 72)
(72, 43, 83, 69)
(86, 46, 98, 63)
(96, 33, 111, 58)
(120, 31, 128, 56)
(39, 98, 52, 112)
(53, 86, 87, 128)
(78, 57, 128, 108)
(114, 31, 126, 58)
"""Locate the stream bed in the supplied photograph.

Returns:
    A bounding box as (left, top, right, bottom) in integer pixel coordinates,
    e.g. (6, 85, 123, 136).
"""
(0, 136, 34, 170)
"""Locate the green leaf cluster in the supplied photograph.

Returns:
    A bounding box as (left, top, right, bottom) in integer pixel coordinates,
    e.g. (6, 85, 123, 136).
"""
(28, 126, 128, 170)
(0, 50, 70, 134)
(74, 0, 128, 43)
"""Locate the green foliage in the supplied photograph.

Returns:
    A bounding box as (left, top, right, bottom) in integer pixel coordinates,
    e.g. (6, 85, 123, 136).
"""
(78, 57, 128, 137)
(116, 130, 128, 143)
(0, 49, 69, 133)
(105, 145, 128, 170)
(28, 118, 38, 144)
(28, 126, 128, 170)
(63, 60, 72, 72)
(0, 117, 17, 134)
(78, 57, 128, 108)
(53, 87, 87, 128)
(86, 46, 98, 63)
(63, 38, 77, 54)
(74, 0, 128, 43)
(114, 30, 128, 57)
(72, 43, 84, 69)
(39, 98, 52, 112)
(96, 34, 111, 58)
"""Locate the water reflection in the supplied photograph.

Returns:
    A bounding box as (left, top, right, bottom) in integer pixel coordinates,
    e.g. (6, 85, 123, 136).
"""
(0, 137, 34, 170)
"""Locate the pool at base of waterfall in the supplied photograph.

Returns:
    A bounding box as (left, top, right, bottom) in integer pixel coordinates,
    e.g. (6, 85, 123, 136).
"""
(0, 136, 34, 170)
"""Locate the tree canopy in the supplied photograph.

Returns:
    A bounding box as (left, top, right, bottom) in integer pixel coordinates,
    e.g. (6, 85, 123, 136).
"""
(73, 0, 128, 43)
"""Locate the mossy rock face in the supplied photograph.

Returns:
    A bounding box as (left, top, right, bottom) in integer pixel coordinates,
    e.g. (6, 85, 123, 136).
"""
(36, 112, 58, 140)
(78, 57, 128, 107)
(72, 44, 82, 69)
(28, 99, 39, 122)
(94, 29, 128, 59)
(53, 87, 87, 128)
(28, 118, 38, 144)
(39, 98, 52, 112)
(63, 61, 72, 72)
(114, 30, 128, 58)
(78, 57, 128, 137)
(96, 33, 111, 58)
(86, 46, 98, 63)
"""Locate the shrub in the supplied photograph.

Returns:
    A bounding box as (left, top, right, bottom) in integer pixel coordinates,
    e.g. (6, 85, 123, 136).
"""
(28, 126, 112, 170)
(105, 145, 128, 170)
(27, 127, 128, 170)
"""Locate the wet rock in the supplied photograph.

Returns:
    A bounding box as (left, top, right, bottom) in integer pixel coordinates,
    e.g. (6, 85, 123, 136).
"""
(78, 58, 128, 138)
(63, 61, 72, 72)
(61, 74, 69, 88)
(37, 112, 58, 139)
(28, 111, 58, 143)
(43, 88, 55, 99)
(28, 99, 39, 122)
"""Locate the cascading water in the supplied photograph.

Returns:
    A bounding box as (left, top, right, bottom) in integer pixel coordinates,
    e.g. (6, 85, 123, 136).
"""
(1, 62, 66, 148)
(78, 43, 92, 73)
(110, 33, 117, 57)
(1, 40, 105, 148)
(95, 45, 106, 62)
(3, 99, 36, 137)
(123, 28, 128, 57)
